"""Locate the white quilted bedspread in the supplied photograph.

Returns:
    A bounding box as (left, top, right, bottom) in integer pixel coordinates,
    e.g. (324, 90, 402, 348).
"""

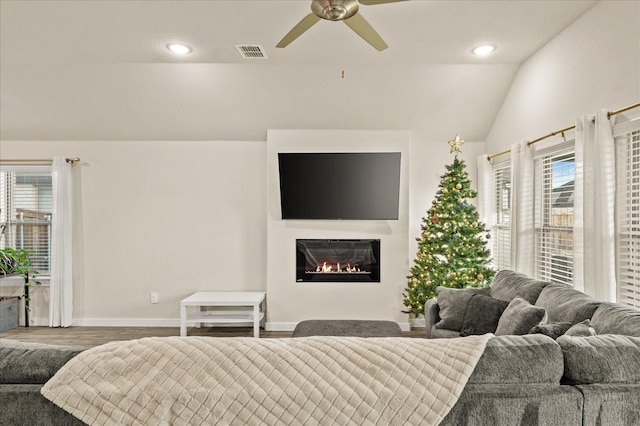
(41, 335, 491, 426)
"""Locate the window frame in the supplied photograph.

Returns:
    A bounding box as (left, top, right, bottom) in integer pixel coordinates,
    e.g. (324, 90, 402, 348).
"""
(615, 117, 640, 308)
(490, 160, 511, 271)
(0, 164, 54, 277)
(532, 146, 576, 286)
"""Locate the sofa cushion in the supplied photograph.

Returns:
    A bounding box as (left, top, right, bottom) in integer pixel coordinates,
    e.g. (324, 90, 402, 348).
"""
(468, 334, 563, 384)
(534, 283, 601, 324)
(575, 384, 640, 426)
(590, 302, 640, 336)
(489, 270, 551, 304)
(557, 334, 640, 384)
(0, 384, 87, 426)
(564, 319, 597, 337)
(495, 297, 546, 336)
(529, 322, 573, 339)
(434, 285, 491, 331)
(460, 294, 509, 336)
(429, 326, 460, 339)
(0, 339, 86, 384)
(441, 384, 583, 426)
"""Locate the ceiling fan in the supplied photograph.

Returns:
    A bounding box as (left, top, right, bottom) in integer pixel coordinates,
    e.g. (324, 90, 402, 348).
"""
(276, 0, 406, 52)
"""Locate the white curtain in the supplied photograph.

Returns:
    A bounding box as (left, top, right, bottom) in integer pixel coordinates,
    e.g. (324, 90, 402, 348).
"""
(574, 109, 617, 301)
(510, 140, 535, 276)
(477, 154, 492, 229)
(50, 157, 73, 327)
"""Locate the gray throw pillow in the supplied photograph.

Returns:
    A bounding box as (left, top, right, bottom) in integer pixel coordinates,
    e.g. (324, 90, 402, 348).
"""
(534, 284, 600, 324)
(590, 302, 640, 336)
(529, 321, 573, 339)
(495, 297, 547, 336)
(564, 319, 597, 337)
(435, 286, 491, 331)
(460, 294, 509, 336)
(489, 270, 551, 303)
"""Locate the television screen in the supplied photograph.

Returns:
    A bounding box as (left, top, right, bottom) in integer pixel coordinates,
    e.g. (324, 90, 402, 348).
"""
(278, 152, 401, 220)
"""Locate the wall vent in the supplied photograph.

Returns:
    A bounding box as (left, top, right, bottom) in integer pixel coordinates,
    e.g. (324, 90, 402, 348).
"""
(235, 45, 268, 59)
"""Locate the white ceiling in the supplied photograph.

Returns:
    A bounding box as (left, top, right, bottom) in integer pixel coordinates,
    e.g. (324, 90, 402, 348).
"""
(0, 0, 598, 141)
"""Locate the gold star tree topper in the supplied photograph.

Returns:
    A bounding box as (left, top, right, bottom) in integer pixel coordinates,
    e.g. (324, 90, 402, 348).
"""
(448, 134, 465, 154)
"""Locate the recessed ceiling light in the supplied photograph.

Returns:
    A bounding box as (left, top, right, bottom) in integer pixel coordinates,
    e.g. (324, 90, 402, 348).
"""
(472, 44, 496, 56)
(166, 43, 192, 55)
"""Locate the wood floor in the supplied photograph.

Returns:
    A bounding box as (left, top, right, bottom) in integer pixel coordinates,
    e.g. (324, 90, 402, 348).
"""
(1, 326, 426, 347)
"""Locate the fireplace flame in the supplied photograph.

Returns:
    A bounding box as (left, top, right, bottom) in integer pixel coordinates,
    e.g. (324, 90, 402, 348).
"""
(311, 261, 362, 274)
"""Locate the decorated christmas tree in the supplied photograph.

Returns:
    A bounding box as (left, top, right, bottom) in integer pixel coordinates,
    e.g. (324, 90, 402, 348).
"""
(402, 135, 495, 316)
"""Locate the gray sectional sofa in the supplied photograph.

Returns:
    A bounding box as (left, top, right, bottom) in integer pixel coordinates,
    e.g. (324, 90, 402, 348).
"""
(427, 269, 640, 425)
(1, 269, 639, 425)
(0, 340, 86, 425)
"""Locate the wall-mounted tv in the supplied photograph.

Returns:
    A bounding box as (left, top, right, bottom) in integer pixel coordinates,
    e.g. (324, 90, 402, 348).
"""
(278, 152, 401, 220)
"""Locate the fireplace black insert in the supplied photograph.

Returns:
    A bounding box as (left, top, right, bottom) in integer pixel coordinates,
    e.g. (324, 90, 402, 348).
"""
(296, 239, 380, 282)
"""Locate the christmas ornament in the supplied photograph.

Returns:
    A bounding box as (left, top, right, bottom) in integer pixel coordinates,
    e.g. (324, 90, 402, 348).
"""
(457, 198, 463, 203)
(435, 254, 448, 263)
(456, 183, 462, 190)
(448, 134, 466, 154)
(431, 216, 439, 223)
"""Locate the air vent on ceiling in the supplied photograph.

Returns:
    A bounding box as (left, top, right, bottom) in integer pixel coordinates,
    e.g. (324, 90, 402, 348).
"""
(235, 45, 268, 59)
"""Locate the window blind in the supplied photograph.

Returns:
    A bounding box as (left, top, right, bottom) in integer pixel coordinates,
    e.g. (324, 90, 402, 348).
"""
(616, 127, 640, 308)
(0, 165, 53, 275)
(533, 148, 576, 285)
(491, 162, 511, 270)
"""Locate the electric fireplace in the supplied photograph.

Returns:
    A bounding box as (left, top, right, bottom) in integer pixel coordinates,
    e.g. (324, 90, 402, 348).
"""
(296, 239, 380, 282)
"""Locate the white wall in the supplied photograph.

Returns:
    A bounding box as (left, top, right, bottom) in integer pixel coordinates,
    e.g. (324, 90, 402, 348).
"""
(0, 140, 267, 325)
(1, 136, 482, 327)
(265, 130, 411, 330)
(0, 63, 516, 144)
(485, 0, 640, 153)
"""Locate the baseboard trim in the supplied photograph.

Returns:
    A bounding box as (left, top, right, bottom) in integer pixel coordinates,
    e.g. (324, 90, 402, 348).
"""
(67, 318, 413, 332)
(72, 318, 181, 327)
(265, 322, 297, 332)
(20, 317, 49, 327)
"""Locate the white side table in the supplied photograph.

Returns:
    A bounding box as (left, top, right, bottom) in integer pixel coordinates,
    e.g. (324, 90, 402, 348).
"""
(180, 292, 266, 338)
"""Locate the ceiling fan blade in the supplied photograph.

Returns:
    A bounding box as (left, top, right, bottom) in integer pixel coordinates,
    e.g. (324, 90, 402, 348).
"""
(359, 0, 407, 5)
(343, 13, 388, 51)
(276, 13, 321, 48)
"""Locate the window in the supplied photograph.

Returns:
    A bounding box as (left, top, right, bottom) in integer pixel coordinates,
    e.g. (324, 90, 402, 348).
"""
(491, 162, 511, 270)
(0, 166, 53, 275)
(533, 149, 575, 285)
(617, 128, 640, 308)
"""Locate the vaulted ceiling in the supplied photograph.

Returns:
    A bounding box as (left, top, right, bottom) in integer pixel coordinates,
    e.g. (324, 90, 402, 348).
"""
(0, 0, 598, 141)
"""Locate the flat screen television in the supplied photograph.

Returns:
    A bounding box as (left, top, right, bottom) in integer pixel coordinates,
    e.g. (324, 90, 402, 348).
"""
(278, 152, 401, 220)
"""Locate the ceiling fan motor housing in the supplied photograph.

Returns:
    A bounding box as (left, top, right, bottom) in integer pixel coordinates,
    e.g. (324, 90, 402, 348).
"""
(312, 0, 359, 21)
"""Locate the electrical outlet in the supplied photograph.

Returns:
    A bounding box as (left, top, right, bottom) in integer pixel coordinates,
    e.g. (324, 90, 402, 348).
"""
(150, 291, 159, 304)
